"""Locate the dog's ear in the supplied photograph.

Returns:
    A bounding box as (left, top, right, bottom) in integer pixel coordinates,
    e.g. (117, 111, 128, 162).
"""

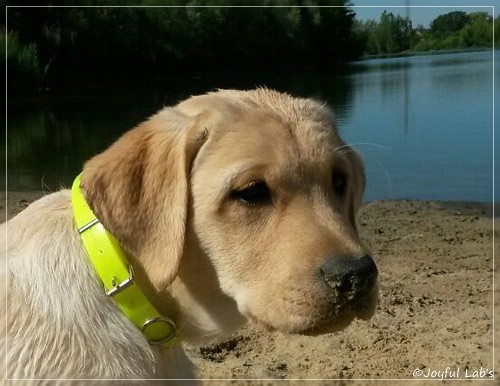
(81, 108, 207, 292)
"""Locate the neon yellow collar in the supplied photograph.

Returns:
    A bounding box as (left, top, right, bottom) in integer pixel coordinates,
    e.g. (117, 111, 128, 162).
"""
(71, 173, 178, 347)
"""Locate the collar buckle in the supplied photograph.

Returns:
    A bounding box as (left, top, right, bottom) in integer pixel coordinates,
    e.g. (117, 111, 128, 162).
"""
(106, 265, 135, 297)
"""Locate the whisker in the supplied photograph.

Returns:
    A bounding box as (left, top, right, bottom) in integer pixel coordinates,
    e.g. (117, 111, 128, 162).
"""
(39, 174, 53, 194)
(334, 142, 391, 153)
(373, 157, 394, 200)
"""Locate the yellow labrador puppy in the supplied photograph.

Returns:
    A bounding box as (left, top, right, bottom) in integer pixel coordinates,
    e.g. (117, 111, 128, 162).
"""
(1, 88, 378, 384)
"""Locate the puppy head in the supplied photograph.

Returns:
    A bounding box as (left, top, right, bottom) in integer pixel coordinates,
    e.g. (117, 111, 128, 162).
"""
(179, 89, 378, 334)
(82, 88, 378, 336)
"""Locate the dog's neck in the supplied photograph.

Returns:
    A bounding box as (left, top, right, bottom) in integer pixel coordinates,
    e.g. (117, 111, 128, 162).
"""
(71, 173, 179, 347)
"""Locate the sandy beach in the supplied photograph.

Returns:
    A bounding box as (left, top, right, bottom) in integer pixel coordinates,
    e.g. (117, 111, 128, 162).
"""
(2, 192, 498, 383)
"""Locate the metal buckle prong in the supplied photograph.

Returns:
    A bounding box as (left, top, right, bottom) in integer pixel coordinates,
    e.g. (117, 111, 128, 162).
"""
(106, 265, 135, 297)
(78, 218, 100, 234)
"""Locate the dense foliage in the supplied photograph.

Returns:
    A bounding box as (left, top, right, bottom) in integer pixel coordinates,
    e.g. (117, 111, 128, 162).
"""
(414, 11, 495, 51)
(354, 11, 413, 55)
(430, 11, 471, 35)
(3, 2, 497, 95)
(356, 10, 496, 55)
(3, 0, 361, 94)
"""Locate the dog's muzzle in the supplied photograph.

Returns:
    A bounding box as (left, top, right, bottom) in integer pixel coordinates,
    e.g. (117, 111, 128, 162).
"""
(320, 254, 378, 312)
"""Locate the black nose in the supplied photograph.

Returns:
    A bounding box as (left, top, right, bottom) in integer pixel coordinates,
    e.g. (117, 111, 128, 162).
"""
(320, 255, 378, 300)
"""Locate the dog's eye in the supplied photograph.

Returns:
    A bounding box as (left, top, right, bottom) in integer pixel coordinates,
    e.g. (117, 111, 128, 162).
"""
(231, 182, 272, 206)
(332, 170, 348, 197)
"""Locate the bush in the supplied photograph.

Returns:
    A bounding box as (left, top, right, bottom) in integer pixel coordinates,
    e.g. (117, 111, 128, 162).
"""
(4, 31, 42, 93)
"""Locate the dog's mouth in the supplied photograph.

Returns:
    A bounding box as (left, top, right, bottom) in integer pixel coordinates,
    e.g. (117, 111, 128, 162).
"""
(243, 282, 379, 335)
(301, 292, 378, 336)
(309, 285, 379, 335)
(330, 278, 379, 317)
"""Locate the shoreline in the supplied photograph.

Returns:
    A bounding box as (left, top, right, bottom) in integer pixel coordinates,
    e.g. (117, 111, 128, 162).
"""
(357, 47, 494, 61)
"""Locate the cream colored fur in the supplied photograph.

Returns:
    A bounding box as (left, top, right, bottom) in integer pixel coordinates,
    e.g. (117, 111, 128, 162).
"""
(1, 88, 376, 384)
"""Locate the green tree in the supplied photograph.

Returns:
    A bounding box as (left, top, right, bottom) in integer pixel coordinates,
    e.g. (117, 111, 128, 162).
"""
(412, 10, 493, 51)
(297, 0, 359, 64)
(430, 11, 470, 36)
(458, 12, 492, 47)
(379, 11, 412, 53)
(357, 11, 412, 55)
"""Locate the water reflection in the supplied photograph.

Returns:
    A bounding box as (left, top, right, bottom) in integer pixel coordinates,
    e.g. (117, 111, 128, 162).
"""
(6, 96, 160, 190)
(5, 69, 356, 191)
(339, 50, 494, 202)
(6, 50, 496, 202)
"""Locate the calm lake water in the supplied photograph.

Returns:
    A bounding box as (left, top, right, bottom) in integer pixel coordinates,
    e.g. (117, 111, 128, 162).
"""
(5, 50, 497, 203)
